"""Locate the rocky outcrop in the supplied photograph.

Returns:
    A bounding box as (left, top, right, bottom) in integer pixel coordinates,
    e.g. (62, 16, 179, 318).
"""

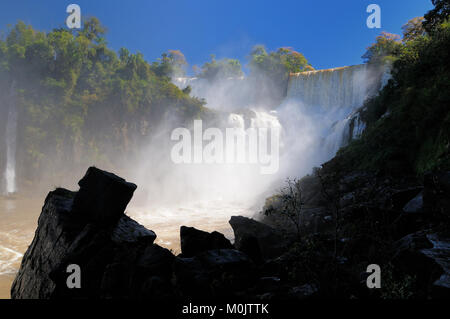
(11, 167, 294, 300)
(229, 216, 290, 262)
(392, 231, 450, 298)
(179, 226, 233, 257)
(11, 167, 165, 299)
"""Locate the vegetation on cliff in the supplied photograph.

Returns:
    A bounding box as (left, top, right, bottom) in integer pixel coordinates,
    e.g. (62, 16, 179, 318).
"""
(340, 13, 450, 176)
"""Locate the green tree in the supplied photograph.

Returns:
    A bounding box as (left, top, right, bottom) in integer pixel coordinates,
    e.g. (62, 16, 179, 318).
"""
(197, 54, 243, 80)
(362, 32, 403, 64)
(402, 17, 427, 42)
(423, 0, 450, 33)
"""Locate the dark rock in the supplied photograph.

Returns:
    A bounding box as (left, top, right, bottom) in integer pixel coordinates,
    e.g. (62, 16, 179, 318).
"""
(179, 226, 233, 257)
(73, 167, 137, 225)
(174, 249, 255, 298)
(173, 257, 211, 298)
(390, 187, 423, 211)
(236, 235, 263, 264)
(392, 231, 450, 298)
(229, 216, 289, 260)
(112, 215, 156, 244)
(403, 192, 423, 213)
(288, 284, 318, 299)
(424, 171, 450, 219)
(11, 168, 163, 299)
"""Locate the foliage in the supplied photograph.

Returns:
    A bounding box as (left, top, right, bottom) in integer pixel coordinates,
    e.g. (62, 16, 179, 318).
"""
(362, 32, 403, 64)
(423, 0, 450, 33)
(248, 45, 313, 104)
(339, 17, 450, 176)
(249, 45, 313, 78)
(151, 49, 187, 77)
(402, 17, 427, 42)
(196, 54, 243, 81)
(0, 19, 206, 183)
(264, 178, 305, 240)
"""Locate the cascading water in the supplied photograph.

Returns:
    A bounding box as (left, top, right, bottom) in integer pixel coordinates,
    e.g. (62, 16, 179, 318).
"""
(4, 83, 17, 195)
(285, 64, 388, 159)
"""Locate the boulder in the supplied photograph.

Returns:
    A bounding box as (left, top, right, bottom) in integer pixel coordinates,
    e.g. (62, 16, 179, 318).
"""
(424, 171, 450, 219)
(174, 249, 256, 298)
(72, 167, 137, 225)
(179, 226, 233, 257)
(229, 216, 289, 261)
(11, 168, 163, 299)
(403, 192, 423, 213)
(392, 231, 450, 298)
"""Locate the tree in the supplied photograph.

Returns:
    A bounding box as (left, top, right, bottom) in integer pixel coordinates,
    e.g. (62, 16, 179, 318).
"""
(402, 17, 427, 42)
(423, 0, 450, 33)
(197, 54, 243, 81)
(362, 32, 403, 64)
(265, 178, 305, 241)
(151, 49, 188, 77)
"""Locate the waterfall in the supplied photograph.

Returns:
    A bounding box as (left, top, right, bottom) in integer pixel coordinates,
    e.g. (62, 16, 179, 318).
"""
(285, 64, 387, 159)
(4, 82, 17, 195)
(171, 64, 386, 180)
(287, 64, 371, 112)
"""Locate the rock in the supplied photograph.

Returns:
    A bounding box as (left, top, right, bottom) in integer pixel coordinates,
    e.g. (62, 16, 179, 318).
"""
(197, 249, 253, 270)
(229, 216, 289, 261)
(424, 171, 450, 219)
(112, 215, 156, 244)
(174, 249, 256, 298)
(403, 192, 423, 213)
(390, 187, 423, 211)
(236, 235, 263, 264)
(392, 231, 450, 298)
(289, 284, 318, 299)
(73, 167, 137, 225)
(11, 168, 163, 299)
(173, 257, 211, 298)
(180, 226, 233, 257)
(420, 233, 450, 298)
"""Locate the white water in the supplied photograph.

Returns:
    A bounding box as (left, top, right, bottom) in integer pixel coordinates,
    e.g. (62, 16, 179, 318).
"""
(170, 65, 386, 196)
(282, 64, 387, 161)
(4, 83, 17, 195)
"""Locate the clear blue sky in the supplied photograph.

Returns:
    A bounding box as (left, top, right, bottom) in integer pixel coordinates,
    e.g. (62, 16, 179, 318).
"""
(0, 0, 433, 72)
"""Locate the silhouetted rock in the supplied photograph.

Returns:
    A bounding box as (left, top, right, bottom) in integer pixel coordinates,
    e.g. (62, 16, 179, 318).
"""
(229, 216, 288, 261)
(424, 171, 450, 219)
(179, 226, 233, 257)
(11, 167, 160, 299)
(73, 167, 137, 225)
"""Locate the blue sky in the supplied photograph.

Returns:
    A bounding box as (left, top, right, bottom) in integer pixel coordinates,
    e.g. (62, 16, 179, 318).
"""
(0, 0, 433, 72)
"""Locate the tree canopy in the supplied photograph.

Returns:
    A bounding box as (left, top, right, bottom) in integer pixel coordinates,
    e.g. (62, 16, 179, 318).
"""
(0, 18, 206, 182)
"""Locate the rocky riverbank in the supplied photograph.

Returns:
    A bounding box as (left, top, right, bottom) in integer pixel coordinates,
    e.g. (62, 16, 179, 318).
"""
(11, 165, 450, 299)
